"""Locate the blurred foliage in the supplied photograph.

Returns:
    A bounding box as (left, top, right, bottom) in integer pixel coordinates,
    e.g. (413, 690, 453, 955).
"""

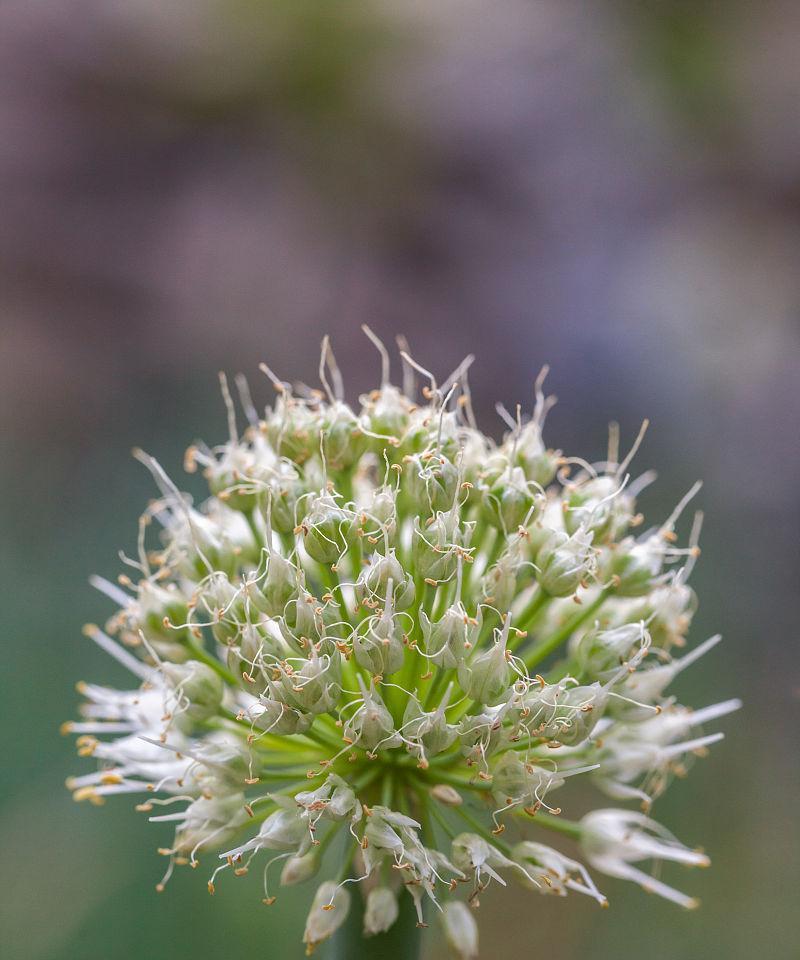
(1, 0, 798, 958)
(622, 0, 738, 129)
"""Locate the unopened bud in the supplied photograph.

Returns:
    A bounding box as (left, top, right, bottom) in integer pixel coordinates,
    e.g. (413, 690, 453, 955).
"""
(564, 475, 634, 542)
(353, 606, 405, 677)
(362, 384, 410, 440)
(537, 528, 596, 597)
(406, 453, 460, 514)
(441, 900, 479, 959)
(482, 466, 540, 532)
(162, 660, 224, 722)
(280, 851, 320, 886)
(431, 784, 463, 806)
(512, 421, 560, 488)
(411, 510, 474, 582)
(321, 403, 364, 472)
(363, 886, 399, 936)
(607, 534, 664, 597)
(457, 619, 511, 706)
(302, 495, 353, 565)
(303, 882, 351, 951)
(264, 397, 320, 465)
(420, 605, 477, 669)
(355, 550, 415, 610)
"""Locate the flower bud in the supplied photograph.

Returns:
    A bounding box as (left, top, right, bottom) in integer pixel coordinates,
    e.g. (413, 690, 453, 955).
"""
(482, 466, 540, 532)
(264, 396, 320, 465)
(271, 647, 342, 715)
(355, 550, 415, 611)
(430, 784, 463, 806)
(355, 485, 398, 546)
(280, 850, 320, 886)
(173, 502, 257, 578)
(537, 527, 596, 597)
(361, 384, 411, 441)
(525, 519, 556, 562)
(251, 696, 313, 736)
(458, 429, 492, 487)
(296, 774, 359, 822)
(363, 886, 399, 936)
(420, 604, 477, 669)
(481, 543, 526, 611)
(458, 704, 510, 763)
(268, 474, 305, 536)
(573, 622, 650, 676)
(169, 793, 249, 856)
(321, 402, 364, 472)
(605, 533, 665, 597)
(532, 681, 609, 746)
(411, 510, 474, 584)
(457, 619, 512, 706)
(442, 900, 478, 959)
(406, 453, 460, 514)
(255, 802, 309, 852)
(632, 581, 696, 650)
(194, 572, 251, 647)
(303, 881, 351, 951)
(227, 622, 273, 692)
(353, 603, 406, 677)
(512, 421, 560, 488)
(564, 475, 634, 542)
(204, 433, 282, 515)
(280, 590, 328, 649)
(301, 494, 353, 565)
(248, 550, 301, 617)
(132, 581, 192, 661)
(402, 687, 458, 759)
(187, 733, 251, 792)
(162, 660, 224, 723)
(343, 679, 401, 750)
(491, 751, 574, 811)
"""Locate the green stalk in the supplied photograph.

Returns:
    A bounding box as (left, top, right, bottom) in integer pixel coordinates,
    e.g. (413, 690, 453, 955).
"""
(523, 588, 612, 671)
(527, 811, 582, 840)
(510, 588, 550, 648)
(421, 663, 453, 711)
(184, 637, 239, 686)
(246, 509, 264, 550)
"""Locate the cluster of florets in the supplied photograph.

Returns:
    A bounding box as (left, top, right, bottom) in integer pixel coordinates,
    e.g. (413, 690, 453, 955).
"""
(65, 330, 738, 956)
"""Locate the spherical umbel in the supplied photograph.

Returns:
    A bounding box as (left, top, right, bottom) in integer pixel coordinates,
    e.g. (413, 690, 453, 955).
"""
(65, 328, 737, 955)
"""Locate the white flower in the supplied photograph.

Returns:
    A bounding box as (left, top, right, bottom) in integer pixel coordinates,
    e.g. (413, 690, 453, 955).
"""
(580, 809, 710, 909)
(451, 833, 516, 891)
(593, 698, 741, 806)
(511, 840, 607, 905)
(64, 330, 735, 949)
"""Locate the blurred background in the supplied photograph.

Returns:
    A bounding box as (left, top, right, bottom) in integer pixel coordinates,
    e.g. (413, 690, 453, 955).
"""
(1, 1, 798, 957)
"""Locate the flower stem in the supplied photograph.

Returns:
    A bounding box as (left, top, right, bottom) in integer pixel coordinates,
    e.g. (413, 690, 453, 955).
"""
(523, 588, 612, 671)
(511, 588, 550, 645)
(184, 636, 239, 686)
(529, 811, 582, 840)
